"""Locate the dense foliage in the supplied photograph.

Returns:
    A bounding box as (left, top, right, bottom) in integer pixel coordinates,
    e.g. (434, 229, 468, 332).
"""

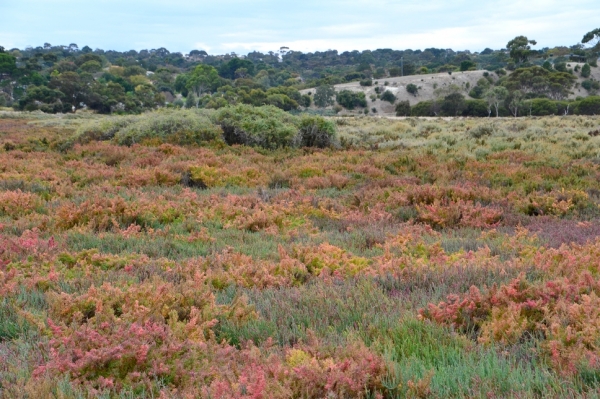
(72, 107, 337, 149)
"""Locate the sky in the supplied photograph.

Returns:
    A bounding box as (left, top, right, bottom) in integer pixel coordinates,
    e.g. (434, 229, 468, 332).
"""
(1, 0, 599, 55)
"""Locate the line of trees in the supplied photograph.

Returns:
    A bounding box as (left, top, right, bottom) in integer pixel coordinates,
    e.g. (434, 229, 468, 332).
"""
(0, 28, 598, 115)
(403, 95, 600, 117)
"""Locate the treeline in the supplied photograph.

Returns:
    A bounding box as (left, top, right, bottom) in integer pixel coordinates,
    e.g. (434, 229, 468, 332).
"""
(403, 96, 600, 117)
(0, 29, 598, 115)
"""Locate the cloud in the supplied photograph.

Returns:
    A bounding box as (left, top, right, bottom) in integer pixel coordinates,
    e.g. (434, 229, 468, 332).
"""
(1, 0, 600, 53)
(317, 23, 378, 37)
(218, 3, 600, 54)
(220, 27, 480, 54)
(0, 32, 26, 50)
(193, 42, 212, 52)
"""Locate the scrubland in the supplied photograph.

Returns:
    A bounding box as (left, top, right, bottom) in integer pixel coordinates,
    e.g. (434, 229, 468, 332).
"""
(3, 109, 600, 398)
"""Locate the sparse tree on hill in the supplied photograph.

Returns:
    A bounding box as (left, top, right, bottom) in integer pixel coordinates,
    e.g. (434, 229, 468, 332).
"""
(582, 28, 600, 51)
(186, 64, 220, 108)
(507, 36, 537, 64)
(380, 90, 396, 104)
(460, 60, 476, 71)
(314, 85, 335, 108)
(581, 63, 591, 78)
(504, 66, 575, 100)
(406, 83, 418, 97)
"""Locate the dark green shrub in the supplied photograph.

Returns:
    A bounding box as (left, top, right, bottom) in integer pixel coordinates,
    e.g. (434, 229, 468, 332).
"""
(380, 90, 396, 104)
(460, 60, 476, 71)
(344, 72, 364, 82)
(441, 93, 466, 116)
(395, 101, 411, 116)
(265, 93, 298, 111)
(576, 96, 600, 115)
(581, 63, 591, 78)
(469, 86, 485, 99)
(406, 83, 419, 96)
(185, 94, 196, 108)
(411, 100, 434, 116)
(336, 90, 367, 110)
(582, 80, 600, 93)
(300, 94, 312, 108)
(554, 62, 568, 73)
(529, 98, 558, 116)
(359, 79, 373, 87)
(215, 104, 298, 149)
(462, 100, 489, 117)
(16, 86, 65, 113)
(469, 78, 491, 99)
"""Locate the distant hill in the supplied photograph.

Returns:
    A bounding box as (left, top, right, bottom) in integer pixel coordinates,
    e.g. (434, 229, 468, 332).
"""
(302, 63, 600, 116)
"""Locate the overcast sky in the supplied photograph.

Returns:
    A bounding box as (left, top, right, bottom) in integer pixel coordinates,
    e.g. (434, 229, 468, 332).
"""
(1, 0, 599, 55)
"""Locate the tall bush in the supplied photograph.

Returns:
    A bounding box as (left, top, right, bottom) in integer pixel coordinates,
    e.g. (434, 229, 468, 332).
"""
(411, 100, 434, 116)
(215, 104, 299, 149)
(336, 90, 367, 110)
(114, 110, 221, 146)
(296, 115, 337, 148)
(380, 90, 397, 104)
(529, 98, 558, 116)
(581, 63, 591, 78)
(576, 96, 600, 115)
(395, 101, 411, 116)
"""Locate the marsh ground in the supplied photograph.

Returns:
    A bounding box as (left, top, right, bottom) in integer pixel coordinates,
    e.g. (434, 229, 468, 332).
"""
(2, 111, 600, 397)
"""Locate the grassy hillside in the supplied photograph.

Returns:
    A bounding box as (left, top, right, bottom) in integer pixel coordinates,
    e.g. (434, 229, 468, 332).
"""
(303, 64, 600, 116)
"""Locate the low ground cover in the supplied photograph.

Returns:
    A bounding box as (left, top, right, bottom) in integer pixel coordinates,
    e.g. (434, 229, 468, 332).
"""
(2, 111, 600, 397)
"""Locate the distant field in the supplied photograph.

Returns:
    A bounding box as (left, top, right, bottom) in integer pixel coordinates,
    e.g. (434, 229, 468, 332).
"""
(3, 111, 600, 397)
